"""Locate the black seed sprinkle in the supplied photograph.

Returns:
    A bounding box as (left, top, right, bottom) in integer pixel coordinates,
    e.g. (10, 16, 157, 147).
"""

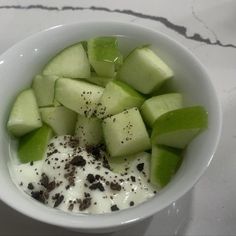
(131, 176, 136, 182)
(129, 201, 134, 206)
(30, 161, 34, 166)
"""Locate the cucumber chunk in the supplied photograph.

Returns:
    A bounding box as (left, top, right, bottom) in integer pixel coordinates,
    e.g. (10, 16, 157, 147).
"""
(97, 80, 145, 118)
(75, 114, 103, 146)
(82, 72, 114, 87)
(102, 107, 151, 157)
(141, 93, 183, 127)
(32, 74, 59, 107)
(119, 46, 173, 94)
(18, 124, 53, 163)
(151, 106, 208, 148)
(55, 78, 104, 117)
(43, 43, 90, 79)
(88, 37, 122, 77)
(40, 106, 77, 135)
(7, 89, 42, 137)
(151, 145, 182, 188)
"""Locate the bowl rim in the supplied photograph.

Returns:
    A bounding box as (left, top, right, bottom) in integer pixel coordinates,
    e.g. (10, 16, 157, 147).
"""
(0, 20, 222, 230)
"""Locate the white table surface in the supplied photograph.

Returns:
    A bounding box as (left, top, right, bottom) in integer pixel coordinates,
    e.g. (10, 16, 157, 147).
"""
(0, 0, 235, 235)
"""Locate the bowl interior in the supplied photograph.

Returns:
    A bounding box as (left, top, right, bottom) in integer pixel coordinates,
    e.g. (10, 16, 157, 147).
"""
(0, 21, 221, 231)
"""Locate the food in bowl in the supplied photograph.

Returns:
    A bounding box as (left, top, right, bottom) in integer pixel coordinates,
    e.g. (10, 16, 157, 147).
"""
(7, 36, 208, 214)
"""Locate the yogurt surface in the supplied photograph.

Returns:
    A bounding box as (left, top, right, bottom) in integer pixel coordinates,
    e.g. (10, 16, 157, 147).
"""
(11, 135, 157, 214)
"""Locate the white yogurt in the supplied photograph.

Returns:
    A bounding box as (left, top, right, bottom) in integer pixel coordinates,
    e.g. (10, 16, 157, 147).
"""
(12, 135, 157, 214)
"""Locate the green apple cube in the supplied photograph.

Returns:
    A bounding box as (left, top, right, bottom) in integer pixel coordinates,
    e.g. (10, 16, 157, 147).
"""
(32, 74, 59, 107)
(141, 93, 183, 127)
(18, 124, 53, 163)
(151, 145, 182, 188)
(119, 46, 173, 94)
(97, 80, 145, 118)
(88, 37, 122, 77)
(75, 114, 103, 146)
(107, 152, 150, 174)
(7, 89, 42, 137)
(43, 43, 90, 79)
(82, 72, 114, 87)
(55, 78, 104, 117)
(40, 106, 77, 135)
(102, 107, 151, 157)
(151, 106, 208, 148)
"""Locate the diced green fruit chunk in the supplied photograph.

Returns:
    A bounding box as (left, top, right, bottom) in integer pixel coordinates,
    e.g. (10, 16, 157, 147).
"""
(141, 93, 183, 127)
(7, 89, 42, 137)
(119, 46, 173, 94)
(108, 152, 150, 174)
(55, 78, 104, 117)
(18, 124, 53, 163)
(97, 80, 145, 118)
(75, 114, 103, 146)
(40, 106, 77, 135)
(88, 37, 123, 77)
(32, 74, 59, 107)
(151, 145, 182, 188)
(43, 43, 90, 79)
(82, 72, 114, 87)
(151, 106, 208, 148)
(102, 108, 151, 157)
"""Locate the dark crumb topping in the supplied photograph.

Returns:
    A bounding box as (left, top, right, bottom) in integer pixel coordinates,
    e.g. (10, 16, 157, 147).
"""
(40, 173, 49, 188)
(30, 161, 34, 166)
(110, 182, 121, 191)
(86, 174, 96, 183)
(54, 195, 64, 208)
(111, 205, 119, 211)
(89, 182, 105, 192)
(27, 183, 34, 190)
(70, 155, 86, 167)
(68, 204, 74, 211)
(136, 163, 144, 172)
(31, 191, 45, 203)
(79, 198, 92, 211)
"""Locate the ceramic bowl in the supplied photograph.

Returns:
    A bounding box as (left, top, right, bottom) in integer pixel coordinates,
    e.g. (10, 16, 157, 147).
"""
(0, 21, 222, 233)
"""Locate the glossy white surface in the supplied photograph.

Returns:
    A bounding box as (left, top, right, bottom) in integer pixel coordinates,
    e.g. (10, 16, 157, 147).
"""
(0, 0, 235, 235)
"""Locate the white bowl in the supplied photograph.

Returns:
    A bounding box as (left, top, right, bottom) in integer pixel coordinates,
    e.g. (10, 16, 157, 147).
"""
(0, 21, 222, 233)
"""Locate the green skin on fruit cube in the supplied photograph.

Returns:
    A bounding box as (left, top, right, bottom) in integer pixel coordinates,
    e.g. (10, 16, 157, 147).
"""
(151, 145, 182, 188)
(151, 106, 208, 148)
(18, 124, 53, 163)
(102, 107, 151, 157)
(141, 93, 183, 127)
